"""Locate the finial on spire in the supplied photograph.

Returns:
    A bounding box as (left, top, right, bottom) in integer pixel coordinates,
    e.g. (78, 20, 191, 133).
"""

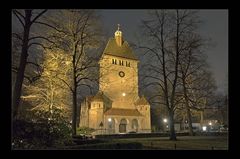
(117, 24, 120, 31)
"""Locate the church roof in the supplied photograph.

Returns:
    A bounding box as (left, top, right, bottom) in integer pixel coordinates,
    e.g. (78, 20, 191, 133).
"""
(104, 108, 142, 116)
(91, 92, 104, 101)
(87, 91, 111, 102)
(135, 96, 150, 105)
(103, 38, 138, 60)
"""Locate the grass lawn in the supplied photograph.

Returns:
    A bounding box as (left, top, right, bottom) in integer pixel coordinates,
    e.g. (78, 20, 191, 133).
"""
(112, 136, 228, 150)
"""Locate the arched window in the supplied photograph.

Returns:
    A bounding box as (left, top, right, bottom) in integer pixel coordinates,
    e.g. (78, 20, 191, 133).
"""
(119, 118, 127, 133)
(132, 119, 138, 132)
(120, 118, 127, 124)
(108, 118, 116, 134)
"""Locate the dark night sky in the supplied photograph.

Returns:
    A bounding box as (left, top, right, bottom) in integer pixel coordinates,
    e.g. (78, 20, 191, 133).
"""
(97, 9, 228, 93)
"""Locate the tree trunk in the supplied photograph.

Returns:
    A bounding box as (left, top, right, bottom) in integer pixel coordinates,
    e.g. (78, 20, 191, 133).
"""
(12, 10, 32, 119)
(72, 43, 78, 136)
(182, 78, 194, 136)
(168, 10, 179, 141)
(72, 86, 77, 136)
(169, 109, 177, 140)
(72, 69, 77, 135)
(186, 106, 194, 135)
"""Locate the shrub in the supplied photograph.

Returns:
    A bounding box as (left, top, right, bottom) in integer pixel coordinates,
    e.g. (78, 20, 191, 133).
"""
(12, 108, 72, 149)
(77, 126, 95, 135)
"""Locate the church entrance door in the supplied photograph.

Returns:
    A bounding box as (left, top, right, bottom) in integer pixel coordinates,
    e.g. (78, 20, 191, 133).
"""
(119, 119, 127, 133)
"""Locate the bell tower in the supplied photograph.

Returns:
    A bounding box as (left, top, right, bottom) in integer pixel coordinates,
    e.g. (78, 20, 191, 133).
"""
(114, 24, 122, 46)
(99, 24, 139, 109)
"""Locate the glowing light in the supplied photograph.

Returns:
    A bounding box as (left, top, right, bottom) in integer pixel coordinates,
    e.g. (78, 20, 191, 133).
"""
(202, 126, 207, 131)
(122, 93, 126, 96)
(209, 122, 212, 126)
(163, 118, 167, 123)
(108, 118, 112, 122)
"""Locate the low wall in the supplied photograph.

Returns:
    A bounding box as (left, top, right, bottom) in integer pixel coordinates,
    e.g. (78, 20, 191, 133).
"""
(95, 132, 228, 139)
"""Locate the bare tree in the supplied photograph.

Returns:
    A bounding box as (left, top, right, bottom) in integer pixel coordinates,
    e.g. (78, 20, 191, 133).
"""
(178, 65, 216, 135)
(22, 49, 72, 120)
(139, 10, 204, 140)
(177, 31, 206, 135)
(12, 9, 48, 119)
(36, 10, 103, 135)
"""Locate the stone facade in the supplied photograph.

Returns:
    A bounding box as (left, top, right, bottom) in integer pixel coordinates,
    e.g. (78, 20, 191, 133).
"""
(79, 26, 151, 134)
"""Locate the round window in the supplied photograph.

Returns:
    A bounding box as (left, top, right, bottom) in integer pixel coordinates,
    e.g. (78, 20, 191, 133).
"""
(119, 71, 125, 77)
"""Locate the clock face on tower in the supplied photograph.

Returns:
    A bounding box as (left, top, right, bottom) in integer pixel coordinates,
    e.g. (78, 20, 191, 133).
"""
(119, 71, 125, 78)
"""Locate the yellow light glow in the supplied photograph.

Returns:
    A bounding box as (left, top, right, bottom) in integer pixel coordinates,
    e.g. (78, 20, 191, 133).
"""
(202, 126, 207, 131)
(163, 118, 167, 123)
(122, 93, 126, 96)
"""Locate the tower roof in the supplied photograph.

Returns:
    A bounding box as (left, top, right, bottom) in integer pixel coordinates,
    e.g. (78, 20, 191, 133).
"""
(135, 96, 150, 105)
(103, 38, 138, 60)
(88, 91, 111, 102)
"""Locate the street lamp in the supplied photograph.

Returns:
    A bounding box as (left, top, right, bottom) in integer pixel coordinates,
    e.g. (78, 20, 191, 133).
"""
(163, 118, 168, 132)
(202, 126, 207, 131)
(208, 121, 213, 131)
(163, 118, 167, 123)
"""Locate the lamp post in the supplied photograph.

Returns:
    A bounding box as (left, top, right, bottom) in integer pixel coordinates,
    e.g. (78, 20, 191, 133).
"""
(208, 121, 213, 131)
(163, 118, 167, 123)
(163, 118, 168, 132)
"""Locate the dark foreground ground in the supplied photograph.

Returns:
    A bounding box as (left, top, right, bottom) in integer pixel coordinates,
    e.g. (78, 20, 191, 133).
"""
(66, 135, 228, 150)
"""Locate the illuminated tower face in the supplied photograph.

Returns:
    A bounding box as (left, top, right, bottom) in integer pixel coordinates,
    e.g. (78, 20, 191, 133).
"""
(99, 25, 139, 109)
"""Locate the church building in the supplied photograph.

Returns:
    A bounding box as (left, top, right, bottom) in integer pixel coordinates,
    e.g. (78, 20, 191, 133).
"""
(79, 25, 151, 134)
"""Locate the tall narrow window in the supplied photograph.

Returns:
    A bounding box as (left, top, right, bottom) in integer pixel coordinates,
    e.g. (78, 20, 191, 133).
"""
(112, 59, 117, 64)
(126, 62, 130, 67)
(119, 60, 121, 65)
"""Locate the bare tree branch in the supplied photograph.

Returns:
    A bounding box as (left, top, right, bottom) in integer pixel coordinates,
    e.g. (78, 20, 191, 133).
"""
(30, 9, 48, 24)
